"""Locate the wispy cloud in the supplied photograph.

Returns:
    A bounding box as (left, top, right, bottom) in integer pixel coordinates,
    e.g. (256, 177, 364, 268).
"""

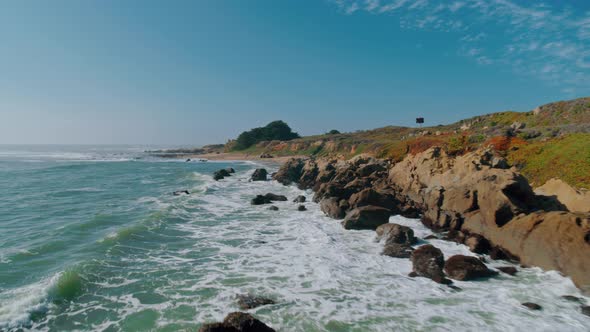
(332, 0, 590, 94)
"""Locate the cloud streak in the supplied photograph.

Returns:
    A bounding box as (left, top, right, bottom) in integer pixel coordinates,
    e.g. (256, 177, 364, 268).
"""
(332, 0, 590, 94)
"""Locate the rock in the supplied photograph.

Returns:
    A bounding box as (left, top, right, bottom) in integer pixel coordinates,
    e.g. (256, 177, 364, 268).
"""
(273, 158, 305, 185)
(314, 182, 355, 203)
(349, 188, 401, 213)
(381, 243, 414, 258)
(535, 178, 590, 213)
(464, 235, 491, 254)
(199, 312, 275, 332)
(264, 193, 287, 202)
(342, 206, 391, 230)
(173, 190, 190, 196)
(410, 245, 451, 284)
(561, 295, 583, 303)
(320, 197, 348, 219)
(424, 235, 439, 240)
(511, 121, 526, 130)
(251, 195, 271, 205)
(444, 255, 498, 281)
(522, 302, 542, 310)
(251, 169, 268, 181)
(497, 266, 518, 276)
(268, 205, 279, 211)
(297, 205, 307, 211)
(293, 195, 306, 203)
(214, 169, 231, 181)
(186, 158, 191, 162)
(582, 306, 590, 317)
(259, 153, 274, 158)
(375, 223, 417, 245)
(236, 294, 275, 310)
(491, 157, 509, 169)
(357, 163, 386, 177)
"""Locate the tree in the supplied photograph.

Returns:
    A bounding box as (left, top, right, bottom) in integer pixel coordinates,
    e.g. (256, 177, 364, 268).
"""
(327, 129, 341, 135)
(233, 121, 300, 150)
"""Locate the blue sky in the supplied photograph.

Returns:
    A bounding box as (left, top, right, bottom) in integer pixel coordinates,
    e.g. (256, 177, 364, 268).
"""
(1, 0, 589, 145)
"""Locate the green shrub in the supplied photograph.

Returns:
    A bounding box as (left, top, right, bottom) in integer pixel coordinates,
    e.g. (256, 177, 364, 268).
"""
(233, 121, 299, 150)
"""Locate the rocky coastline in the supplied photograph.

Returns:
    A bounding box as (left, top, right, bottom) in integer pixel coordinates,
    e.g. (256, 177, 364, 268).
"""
(270, 147, 590, 295)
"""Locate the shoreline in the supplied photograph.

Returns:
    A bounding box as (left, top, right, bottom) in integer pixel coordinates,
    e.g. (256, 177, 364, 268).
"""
(176, 152, 306, 165)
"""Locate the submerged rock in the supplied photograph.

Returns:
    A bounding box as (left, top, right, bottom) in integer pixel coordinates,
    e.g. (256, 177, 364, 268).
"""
(561, 295, 583, 303)
(236, 294, 275, 310)
(496, 266, 518, 276)
(522, 302, 542, 310)
(297, 205, 307, 211)
(173, 190, 190, 196)
(410, 245, 451, 284)
(341, 206, 391, 230)
(582, 306, 590, 317)
(444, 255, 498, 281)
(214, 169, 232, 181)
(226, 168, 236, 174)
(251, 169, 268, 181)
(251, 195, 270, 205)
(268, 205, 279, 211)
(264, 193, 287, 202)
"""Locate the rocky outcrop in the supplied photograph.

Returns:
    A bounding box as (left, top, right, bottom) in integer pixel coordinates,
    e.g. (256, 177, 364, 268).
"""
(443, 255, 498, 281)
(535, 178, 590, 213)
(251, 169, 268, 181)
(342, 206, 391, 230)
(251, 193, 288, 205)
(272, 146, 590, 293)
(199, 312, 275, 332)
(382, 243, 414, 258)
(214, 169, 232, 181)
(293, 195, 306, 203)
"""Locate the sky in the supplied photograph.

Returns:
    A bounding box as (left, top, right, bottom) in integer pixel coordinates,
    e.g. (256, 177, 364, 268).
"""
(1, 0, 589, 145)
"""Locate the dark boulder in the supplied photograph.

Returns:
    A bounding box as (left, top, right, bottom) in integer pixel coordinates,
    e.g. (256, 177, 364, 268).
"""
(313, 182, 354, 203)
(497, 266, 518, 276)
(522, 302, 542, 310)
(264, 193, 287, 201)
(268, 205, 279, 211)
(214, 169, 232, 181)
(342, 206, 391, 230)
(349, 188, 401, 213)
(260, 153, 274, 158)
(357, 162, 386, 177)
(410, 245, 451, 284)
(375, 223, 417, 245)
(251, 195, 271, 205)
(561, 295, 583, 303)
(464, 235, 491, 254)
(199, 312, 275, 332)
(297, 205, 307, 211)
(236, 294, 275, 310)
(173, 190, 190, 196)
(251, 169, 268, 181)
(320, 197, 348, 219)
(444, 255, 498, 281)
(382, 243, 414, 258)
(293, 195, 306, 203)
(226, 168, 236, 174)
(424, 235, 439, 240)
(582, 306, 590, 317)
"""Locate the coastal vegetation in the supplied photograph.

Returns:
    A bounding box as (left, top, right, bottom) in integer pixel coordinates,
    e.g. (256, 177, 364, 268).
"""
(229, 120, 300, 151)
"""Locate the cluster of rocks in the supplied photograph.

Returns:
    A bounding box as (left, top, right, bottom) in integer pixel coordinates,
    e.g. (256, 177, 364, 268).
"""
(251, 193, 307, 211)
(259, 153, 274, 159)
(214, 168, 236, 181)
(272, 148, 590, 296)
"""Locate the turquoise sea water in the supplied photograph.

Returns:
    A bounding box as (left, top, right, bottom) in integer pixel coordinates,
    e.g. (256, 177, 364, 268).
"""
(0, 145, 589, 331)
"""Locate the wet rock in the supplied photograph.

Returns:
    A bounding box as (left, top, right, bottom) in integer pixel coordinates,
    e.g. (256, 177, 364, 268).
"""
(522, 302, 542, 310)
(226, 168, 236, 174)
(214, 169, 232, 181)
(320, 197, 348, 219)
(497, 266, 518, 276)
(199, 312, 275, 332)
(424, 235, 439, 240)
(293, 195, 306, 203)
(251, 169, 268, 181)
(268, 205, 279, 211)
(236, 294, 275, 310)
(444, 255, 498, 281)
(264, 193, 287, 202)
(349, 188, 401, 213)
(173, 190, 190, 196)
(582, 306, 590, 317)
(561, 295, 583, 303)
(342, 206, 391, 230)
(251, 195, 271, 205)
(259, 153, 274, 158)
(375, 223, 417, 245)
(381, 243, 414, 258)
(297, 205, 307, 211)
(410, 245, 451, 284)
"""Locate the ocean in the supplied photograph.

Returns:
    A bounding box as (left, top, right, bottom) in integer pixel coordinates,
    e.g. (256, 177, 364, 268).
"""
(0, 145, 588, 331)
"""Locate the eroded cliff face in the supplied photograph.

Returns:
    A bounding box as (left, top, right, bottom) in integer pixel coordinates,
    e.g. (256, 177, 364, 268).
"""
(273, 148, 590, 293)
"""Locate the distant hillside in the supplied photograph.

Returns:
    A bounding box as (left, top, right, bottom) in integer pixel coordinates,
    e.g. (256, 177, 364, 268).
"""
(227, 97, 590, 189)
